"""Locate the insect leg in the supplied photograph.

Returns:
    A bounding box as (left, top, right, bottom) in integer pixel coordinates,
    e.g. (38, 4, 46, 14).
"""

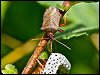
(36, 59, 44, 69)
(59, 15, 67, 27)
(50, 40, 53, 52)
(32, 37, 49, 40)
(63, 15, 67, 25)
(57, 28, 64, 32)
(41, 59, 47, 64)
(32, 59, 46, 74)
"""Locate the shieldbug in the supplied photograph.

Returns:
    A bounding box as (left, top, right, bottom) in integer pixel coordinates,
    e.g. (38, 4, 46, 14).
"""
(22, 1, 71, 74)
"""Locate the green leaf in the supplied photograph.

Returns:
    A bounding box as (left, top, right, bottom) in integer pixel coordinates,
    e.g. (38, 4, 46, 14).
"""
(2, 70, 10, 74)
(63, 32, 89, 40)
(1, 1, 10, 29)
(55, 2, 99, 39)
(5, 64, 15, 70)
(57, 65, 70, 74)
(2, 64, 18, 74)
(56, 4, 64, 11)
(39, 51, 49, 59)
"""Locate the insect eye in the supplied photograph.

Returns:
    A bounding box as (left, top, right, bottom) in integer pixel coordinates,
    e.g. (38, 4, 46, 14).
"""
(42, 53, 71, 74)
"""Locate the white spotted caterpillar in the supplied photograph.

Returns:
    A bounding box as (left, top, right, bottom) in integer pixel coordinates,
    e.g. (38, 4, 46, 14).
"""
(42, 53, 71, 74)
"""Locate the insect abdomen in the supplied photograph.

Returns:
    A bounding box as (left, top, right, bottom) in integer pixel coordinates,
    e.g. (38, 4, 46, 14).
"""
(41, 6, 62, 32)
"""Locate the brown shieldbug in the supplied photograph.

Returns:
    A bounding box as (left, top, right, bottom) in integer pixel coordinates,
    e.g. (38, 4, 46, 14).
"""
(22, 1, 71, 74)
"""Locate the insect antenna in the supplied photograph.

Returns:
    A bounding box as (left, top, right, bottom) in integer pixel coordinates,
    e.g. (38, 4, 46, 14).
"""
(32, 38, 49, 40)
(53, 39, 71, 50)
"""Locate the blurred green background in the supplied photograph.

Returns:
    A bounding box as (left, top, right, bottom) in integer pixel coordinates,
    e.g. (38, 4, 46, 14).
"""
(1, 1, 99, 74)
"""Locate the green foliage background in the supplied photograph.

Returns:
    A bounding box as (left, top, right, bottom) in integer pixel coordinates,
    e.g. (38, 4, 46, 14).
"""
(1, 1, 99, 74)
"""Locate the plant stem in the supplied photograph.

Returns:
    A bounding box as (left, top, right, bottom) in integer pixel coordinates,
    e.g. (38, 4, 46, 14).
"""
(22, 33, 49, 74)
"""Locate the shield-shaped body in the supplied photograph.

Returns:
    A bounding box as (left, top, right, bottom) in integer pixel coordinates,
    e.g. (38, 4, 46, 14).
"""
(41, 6, 62, 32)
